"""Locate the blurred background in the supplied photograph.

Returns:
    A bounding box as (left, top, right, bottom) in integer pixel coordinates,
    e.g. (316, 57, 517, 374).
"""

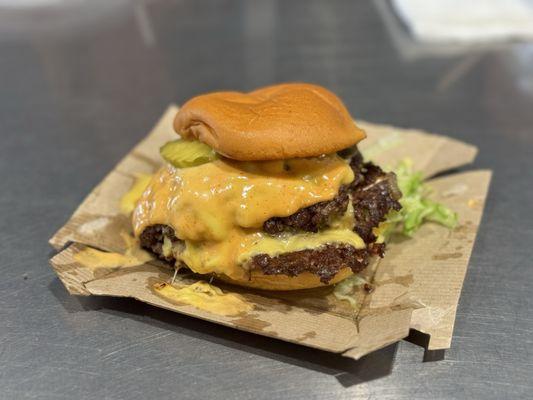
(2, 0, 533, 145)
(1, 1, 532, 399)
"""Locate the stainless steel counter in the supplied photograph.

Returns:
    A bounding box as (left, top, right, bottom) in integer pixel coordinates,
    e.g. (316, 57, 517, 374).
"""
(1, 1, 532, 399)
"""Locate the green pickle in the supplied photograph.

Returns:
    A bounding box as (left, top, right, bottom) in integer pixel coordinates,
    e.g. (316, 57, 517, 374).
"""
(160, 139, 218, 168)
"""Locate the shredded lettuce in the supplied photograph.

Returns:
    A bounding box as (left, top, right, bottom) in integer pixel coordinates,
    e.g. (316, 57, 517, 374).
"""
(385, 159, 458, 237)
(335, 158, 458, 307)
(333, 275, 367, 307)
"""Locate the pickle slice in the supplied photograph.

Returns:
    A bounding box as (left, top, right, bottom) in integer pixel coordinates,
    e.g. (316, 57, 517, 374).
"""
(160, 139, 218, 168)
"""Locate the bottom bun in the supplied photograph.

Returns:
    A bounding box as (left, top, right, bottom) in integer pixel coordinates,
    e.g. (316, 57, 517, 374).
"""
(217, 267, 353, 291)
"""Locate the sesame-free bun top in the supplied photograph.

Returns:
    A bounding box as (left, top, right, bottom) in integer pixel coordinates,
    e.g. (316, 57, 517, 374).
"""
(173, 83, 366, 161)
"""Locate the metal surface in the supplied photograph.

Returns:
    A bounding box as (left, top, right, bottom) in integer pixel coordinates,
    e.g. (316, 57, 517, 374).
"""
(1, 1, 532, 399)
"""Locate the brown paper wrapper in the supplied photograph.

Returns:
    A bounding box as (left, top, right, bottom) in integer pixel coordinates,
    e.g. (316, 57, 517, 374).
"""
(49, 105, 491, 359)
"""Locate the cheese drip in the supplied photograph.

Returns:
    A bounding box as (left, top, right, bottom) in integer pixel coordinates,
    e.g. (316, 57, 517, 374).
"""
(132, 155, 359, 280)
(153, 281, 252, 316)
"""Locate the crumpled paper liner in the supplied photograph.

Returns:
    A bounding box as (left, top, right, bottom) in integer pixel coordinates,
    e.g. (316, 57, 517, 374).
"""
(49, 105, 491, 359)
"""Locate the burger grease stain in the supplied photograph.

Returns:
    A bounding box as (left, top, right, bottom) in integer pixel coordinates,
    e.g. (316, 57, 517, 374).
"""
(349, 271, 415, 327)
(272, 287, 334, 316)
(250, 305, 268, 312)
(297, 331, 317, 341)
(230, 314, 271, 331)
(439, 240, 450, 250)
(78, 217, 111, 236)
(453, 223, 475, 240)
(432, 252, 463, 261)
(264, 330, 280, 338)
(239, 293, 294, 315)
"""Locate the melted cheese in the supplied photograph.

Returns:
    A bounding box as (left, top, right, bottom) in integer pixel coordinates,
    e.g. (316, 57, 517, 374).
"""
(132, 155, 360, 280)
(120, 173, 153, 214)
(74, 248, 144, 270)
(74, 232, 152, 271)
(237, 228, 365, 263)
(133, 155, 354, 239)
(153, 281, 252, 316)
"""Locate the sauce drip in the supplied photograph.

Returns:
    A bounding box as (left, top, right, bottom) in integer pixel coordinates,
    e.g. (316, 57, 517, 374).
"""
(153, 281, 253, 316)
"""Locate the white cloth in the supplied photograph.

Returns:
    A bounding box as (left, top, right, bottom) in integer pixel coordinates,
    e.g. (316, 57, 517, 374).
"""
(392, 0, 533, 43)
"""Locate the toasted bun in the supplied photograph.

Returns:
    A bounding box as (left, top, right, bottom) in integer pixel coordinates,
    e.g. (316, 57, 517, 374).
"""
(217, 267, 353, 291)
(174, 83, 366, 161)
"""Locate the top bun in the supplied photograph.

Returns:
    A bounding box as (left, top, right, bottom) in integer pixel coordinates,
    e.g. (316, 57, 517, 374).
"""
(173, 83, 366, 161)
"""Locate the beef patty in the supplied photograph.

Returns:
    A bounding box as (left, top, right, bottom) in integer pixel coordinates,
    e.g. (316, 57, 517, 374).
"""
(138, 149, 402, 283)
(139, 224, 180, 264)
(263, 185, 351, 234)
(250, 242, 384, 284)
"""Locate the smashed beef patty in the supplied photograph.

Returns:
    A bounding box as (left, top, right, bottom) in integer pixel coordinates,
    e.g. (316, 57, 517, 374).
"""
(250, 243, 385, 284)
(263, 185, 351, 234)
(138, 149, 402, 284)
(349, 152, 402, 243)
(139, 224, 181, 264)
(263, 149, 401, 237)
(139, 225, 380, 284)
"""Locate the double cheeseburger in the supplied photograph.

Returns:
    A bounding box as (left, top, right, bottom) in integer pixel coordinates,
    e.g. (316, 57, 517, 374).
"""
(133, 83, 402, 290)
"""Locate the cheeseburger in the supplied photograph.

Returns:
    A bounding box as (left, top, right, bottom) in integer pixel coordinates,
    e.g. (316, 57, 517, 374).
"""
(133, 83, 402, 290)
